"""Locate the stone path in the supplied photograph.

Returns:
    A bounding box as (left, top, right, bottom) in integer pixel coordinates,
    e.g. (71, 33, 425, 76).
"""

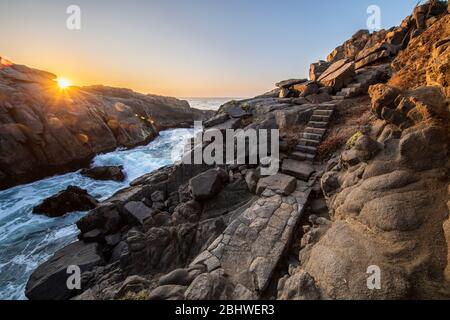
(189, 180, 313, 299)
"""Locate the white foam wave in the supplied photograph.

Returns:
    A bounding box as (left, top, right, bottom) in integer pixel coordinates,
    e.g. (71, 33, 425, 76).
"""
(0, 128, 194, 300)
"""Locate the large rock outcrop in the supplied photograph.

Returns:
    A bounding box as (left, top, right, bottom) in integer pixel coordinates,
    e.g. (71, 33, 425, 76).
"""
(0, 58, 213, 189)
(282, 85, 450, 299)
(23, 1, 450, 302)
(390, 11, 450, 95)
(25, 241, 104, 300)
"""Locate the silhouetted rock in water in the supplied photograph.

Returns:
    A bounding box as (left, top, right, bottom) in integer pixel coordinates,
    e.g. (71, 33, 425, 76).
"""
(81, 166, 126, 182)
(0, 59, 213, 190)
(33, 186, 98, 217)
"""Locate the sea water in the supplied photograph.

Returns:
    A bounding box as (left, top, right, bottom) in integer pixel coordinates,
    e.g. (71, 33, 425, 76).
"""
(0, 128, 194, 299)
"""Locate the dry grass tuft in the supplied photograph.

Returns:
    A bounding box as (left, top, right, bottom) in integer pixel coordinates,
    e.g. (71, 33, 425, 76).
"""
(317, 97, 375, 160)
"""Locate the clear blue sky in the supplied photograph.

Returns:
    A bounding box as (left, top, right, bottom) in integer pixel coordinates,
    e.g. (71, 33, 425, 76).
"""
(0, 0, 420, 97)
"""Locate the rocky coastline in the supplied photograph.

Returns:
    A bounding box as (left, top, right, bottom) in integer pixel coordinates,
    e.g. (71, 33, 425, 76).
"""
(24, 2, 450, 300)
(0, 61, 213, 190)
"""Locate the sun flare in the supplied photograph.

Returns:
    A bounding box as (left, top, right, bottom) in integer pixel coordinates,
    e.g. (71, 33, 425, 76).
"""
(57, 78, 71, 89)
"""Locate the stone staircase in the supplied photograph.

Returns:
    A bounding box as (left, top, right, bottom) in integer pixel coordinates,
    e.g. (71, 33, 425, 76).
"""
(275, 102, 337, 186)
(181, 92, 343, 300)
(288, 102, 336, 163)
(332, 64, 389, 99)
(182, 61, 393, 301)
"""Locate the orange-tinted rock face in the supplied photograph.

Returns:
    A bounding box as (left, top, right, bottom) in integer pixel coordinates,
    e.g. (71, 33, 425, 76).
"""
(0, 61, 212, 189)
(390, 15, 450, 95)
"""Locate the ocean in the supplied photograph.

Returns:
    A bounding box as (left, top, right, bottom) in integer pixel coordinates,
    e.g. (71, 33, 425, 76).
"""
(0, 98, 237, 300)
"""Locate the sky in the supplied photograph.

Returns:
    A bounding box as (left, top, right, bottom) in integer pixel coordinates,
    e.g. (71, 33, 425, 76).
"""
(0, 0, 421, 97)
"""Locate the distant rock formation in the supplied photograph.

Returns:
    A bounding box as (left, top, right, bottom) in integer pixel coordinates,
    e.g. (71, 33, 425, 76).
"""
(0, 59, 213, 189)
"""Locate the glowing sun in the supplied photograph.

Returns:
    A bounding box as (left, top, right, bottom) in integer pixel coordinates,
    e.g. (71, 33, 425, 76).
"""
(57, 78, 71, 89)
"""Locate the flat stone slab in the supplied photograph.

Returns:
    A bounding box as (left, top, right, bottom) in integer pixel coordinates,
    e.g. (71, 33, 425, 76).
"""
(256, 173, 297, 196)
(124, 201, 155, 226)
(211, 118, 241, 131)
(225, 105, 251, 118)
(281, 159, 315, 181)
(26, 241, 104, 300)
(188, 183, 312, 299)
(318, 59, 355, 91)
(275, 78, 307, 89)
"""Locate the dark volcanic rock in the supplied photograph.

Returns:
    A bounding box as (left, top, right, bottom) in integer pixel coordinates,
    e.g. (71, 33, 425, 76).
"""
(81, 166, 126, 182)
(189, 168, 229, 201)
(76, 203, 124, 236)
(25, 241, 104, 300)
(204, 113, 229, 128)
(33, 186, 98, 217)
(123, 201, 155, 226)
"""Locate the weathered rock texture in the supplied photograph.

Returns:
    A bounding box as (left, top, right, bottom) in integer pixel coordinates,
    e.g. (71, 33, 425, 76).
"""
(80, 166, 126, 182)
(280, 85, 450, 300)
(32, 186, 98, 217)
(0, 58, 212, 189)
(391, 14, 450, 96)
(24, 1, 450, 301)
(183, 183, 312, 299)
(25, 241, 104, 300)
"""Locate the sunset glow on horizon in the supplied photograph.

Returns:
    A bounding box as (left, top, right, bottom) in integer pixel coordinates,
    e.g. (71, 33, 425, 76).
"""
(1, 0, 419, 97)
(56, 78, 71, 89)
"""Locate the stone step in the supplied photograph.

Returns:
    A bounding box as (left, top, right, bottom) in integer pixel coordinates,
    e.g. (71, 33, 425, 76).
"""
(290, 151, 315, 161)
(355, 75, 371, 82)
(314, 109, 333, 116)
(331, 95, 345, 101)
(348, 82, 363, 89)
(311, 114, 330, 122)
(302, 132, 323, 140)
(298, 138, 320, 147)
(340, 87, 352, 94)
(282, 159, 315, 181)
(304, 127, 326, 135)
(337, 85, 364, 98)
(316, 103, 337, 109)
(358, 72, 377, 80)
(360, 78, 375, 86)
(295, 144, 317, 155)
(309, 121, 328, 128)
